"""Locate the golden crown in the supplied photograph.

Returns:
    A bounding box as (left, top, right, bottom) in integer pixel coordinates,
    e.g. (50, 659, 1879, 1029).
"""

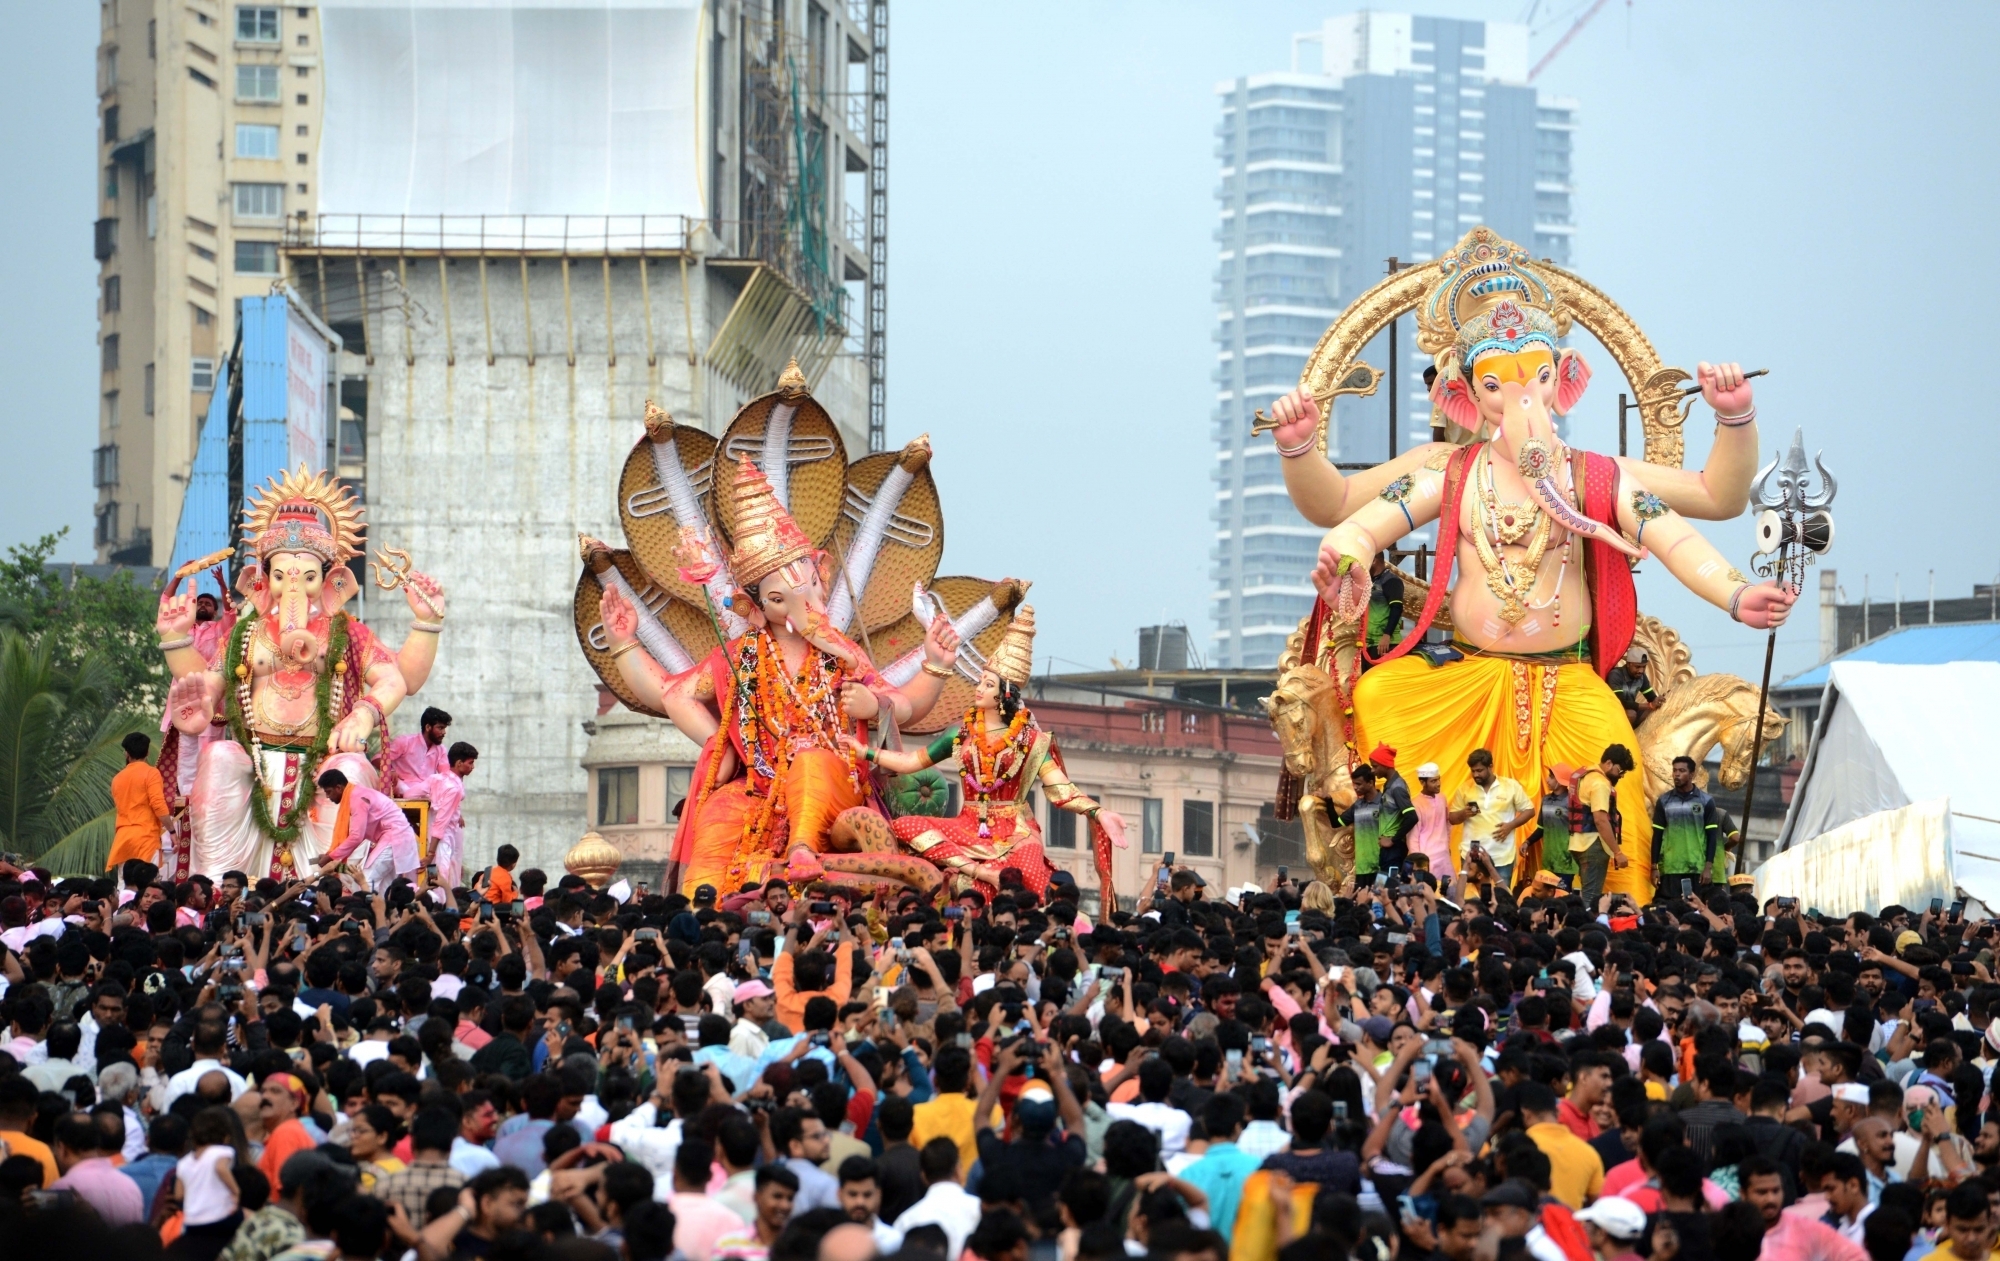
(727, 455, 816, 588)
(989, 604, 1037, 688)
(1417, 227, 1571, 376)
(242, 465, 363, 565)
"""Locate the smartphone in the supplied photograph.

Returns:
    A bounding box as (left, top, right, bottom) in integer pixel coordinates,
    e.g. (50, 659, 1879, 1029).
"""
(1100, 966, 1124, 982)
(1951, 900, 1967, 919)
(1680, 878, 1694, 899)
(1225, 1048, 1244, 1070)
(477, 903, 495, 922)
(810, 1031, 832, 1049)
(1386, 866, 1399, 881)
(507, 901, 524, 918)
(1932, 897, 1946, 915)
(943, 906, 964, 921)
(748, 909, 771, 926)
(1333, 1100, 1349, 1120)
(1329, 965, 1347, 984)
(1411, 1058, 1432, 1086)
(737, 937, 757, 963)
(618, 1015, 636, 1031)
(1163, 851, 1176, 867)
(1251, 1036, 1273, 1054)
(1277, 865, 1288, 881)
(1374, 874, 1388, 888)
(243, 911, 267, 928)
(1425, 1038, 1453, 1056)
(635, 928, 660, 942)
(954, 1032, 973, 1049)
(810, 901, 836, 915)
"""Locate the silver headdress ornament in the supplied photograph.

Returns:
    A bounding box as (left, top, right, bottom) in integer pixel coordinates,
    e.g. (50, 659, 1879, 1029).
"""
(1748, 428, 1836, 593)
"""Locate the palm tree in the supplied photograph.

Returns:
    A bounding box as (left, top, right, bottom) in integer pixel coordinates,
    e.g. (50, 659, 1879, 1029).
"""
(0, 630, 152, 875)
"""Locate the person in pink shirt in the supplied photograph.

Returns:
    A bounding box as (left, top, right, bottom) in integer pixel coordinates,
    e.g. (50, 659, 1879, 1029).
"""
(1409, 763, 1454, 876)
(671, 1133, 751, 1257)
(1602, 1114, 1731, 1212)
(1741, 1157, 1866, 1261)
(384, 707, 454, 797)
(424, 742, 479, 890)
(319, 769, 422, 889)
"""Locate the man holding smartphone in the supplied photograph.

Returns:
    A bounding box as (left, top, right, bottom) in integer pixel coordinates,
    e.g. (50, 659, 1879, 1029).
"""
(1447, 750, 1533, 897)
(1651, 756, 1721, 900)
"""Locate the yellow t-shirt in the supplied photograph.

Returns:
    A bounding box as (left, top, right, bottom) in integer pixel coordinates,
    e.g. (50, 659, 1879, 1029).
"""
(1450, 777, 1533, 867)
(908, 1092, 999, 1177)
(1526, 1120, 1605, 1209)
(1570, 771, 1614, 852)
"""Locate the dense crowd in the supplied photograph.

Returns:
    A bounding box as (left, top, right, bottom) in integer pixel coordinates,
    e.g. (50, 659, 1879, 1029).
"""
(0, 849, 1994, 1261)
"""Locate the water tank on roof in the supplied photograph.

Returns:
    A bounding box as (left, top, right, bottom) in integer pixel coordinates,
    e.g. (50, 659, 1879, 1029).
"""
(1137, 624, 1190, 672)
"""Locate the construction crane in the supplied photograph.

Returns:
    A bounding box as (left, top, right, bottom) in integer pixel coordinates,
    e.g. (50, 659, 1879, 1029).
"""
(1527, 0, 1618, 82)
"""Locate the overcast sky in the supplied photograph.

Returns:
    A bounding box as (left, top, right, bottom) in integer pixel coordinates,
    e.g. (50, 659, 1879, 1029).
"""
(4, 1, 1993, 688)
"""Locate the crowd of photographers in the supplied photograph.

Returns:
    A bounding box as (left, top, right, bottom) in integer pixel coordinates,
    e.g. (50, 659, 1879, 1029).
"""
(0, 846, 1996, 1261)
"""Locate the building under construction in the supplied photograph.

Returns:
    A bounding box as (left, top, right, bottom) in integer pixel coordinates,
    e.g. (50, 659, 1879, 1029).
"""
(125, 0, 891, 868)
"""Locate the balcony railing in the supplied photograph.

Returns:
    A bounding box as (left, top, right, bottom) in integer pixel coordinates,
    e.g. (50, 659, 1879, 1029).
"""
(843, 203, 866, 251)
(284, 214, 698, 255)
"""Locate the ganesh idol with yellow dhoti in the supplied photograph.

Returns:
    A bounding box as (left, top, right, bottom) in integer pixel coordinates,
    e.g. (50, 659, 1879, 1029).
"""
(155, 467, 447, 880)
(839, 605, 1128, 902)
(597, 455, 963, 895)
(1263, 229, 1795, 902)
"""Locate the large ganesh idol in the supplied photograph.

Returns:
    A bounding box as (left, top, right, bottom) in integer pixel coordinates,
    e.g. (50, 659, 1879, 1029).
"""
(156, 467, 445, 880)
(1263, 228, 1793, 901)
(574, 363, 1107, 903)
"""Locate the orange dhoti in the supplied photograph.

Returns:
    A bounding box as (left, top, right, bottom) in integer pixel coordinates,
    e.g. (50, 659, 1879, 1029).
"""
(680, 747, 866, 896)
(1353, 650, 1654, 901)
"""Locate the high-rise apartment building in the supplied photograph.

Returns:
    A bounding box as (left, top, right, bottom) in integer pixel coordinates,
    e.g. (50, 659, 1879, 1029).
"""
(1210, 11, 1576, 668)
(92, 0, 327, 565)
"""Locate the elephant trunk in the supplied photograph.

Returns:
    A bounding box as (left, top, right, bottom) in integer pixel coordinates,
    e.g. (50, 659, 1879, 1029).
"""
(277, 588, 320, 664)
(1517, 437, 1644, 560)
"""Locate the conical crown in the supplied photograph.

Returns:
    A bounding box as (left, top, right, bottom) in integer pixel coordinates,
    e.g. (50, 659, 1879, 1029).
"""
(990, 604, 1037, 688)
(727, 455, 815, 588)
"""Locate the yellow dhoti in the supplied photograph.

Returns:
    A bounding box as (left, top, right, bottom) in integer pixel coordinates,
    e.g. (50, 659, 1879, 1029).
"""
(1353, 651, 1654, 900)
(680, 747, 865, 896)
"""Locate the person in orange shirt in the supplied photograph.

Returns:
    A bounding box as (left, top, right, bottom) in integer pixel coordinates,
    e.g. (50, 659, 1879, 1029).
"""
(770, 916, 854, 1034)
(256, 1073, 316, 1188)
(0, 1075, 60, 1185)
(485, 844, 521, 907)
(107, 733, 170, 872)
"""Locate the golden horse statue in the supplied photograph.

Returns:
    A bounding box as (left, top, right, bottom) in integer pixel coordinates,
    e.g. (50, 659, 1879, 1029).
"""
(1628, 617, 1787, 804)
(1266, 636, 1359, 886)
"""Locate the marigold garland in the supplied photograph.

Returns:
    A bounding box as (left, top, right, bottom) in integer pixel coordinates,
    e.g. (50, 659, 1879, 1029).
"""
(222, 610, 349, 846)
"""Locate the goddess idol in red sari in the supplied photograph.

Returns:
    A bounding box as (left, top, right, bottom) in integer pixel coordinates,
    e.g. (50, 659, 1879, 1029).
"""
(847, 606, 1127, 903)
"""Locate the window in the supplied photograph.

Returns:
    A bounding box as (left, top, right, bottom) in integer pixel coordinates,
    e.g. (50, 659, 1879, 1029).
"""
(234, 240, 278, 274)
(236, 6, 279, 41)
(190, 67, 215, 88)
(103, 391, 118, 430)
(103, 105, 119, 142)
(233, 183, 283, 218)
(295, 152, 307, 164)
(666, 766, 693, 823)
(1141, 797, 1163, 854)
(236, 64, 279, 101)
(104, 164, 118, 200)
(101, 47, 117, 93)
(101, 333, 119, 371)
(102, 275, 120, 313)
(194, 306, 212, 325)
(143, 362, 154, 414)
(597, 766, 639, 826)
(148, 18, 155, 57)
(338, 417, 365, 462)
(235, 123, 279, 158)
(191, 357, 215, 391)
(1045, 792, 1077, 850)
(295, 124, 308, 136)
(294, 64, 309, 77)
(95, 216, 117, 260)
(94, 502, 119, 548)
(296, 93, 308, 105)
(1183, 799, 1215, 858)
(93, 444, 119, 488)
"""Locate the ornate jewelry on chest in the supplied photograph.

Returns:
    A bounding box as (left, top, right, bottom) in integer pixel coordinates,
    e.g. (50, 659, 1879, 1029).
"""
(959, 708, 1032, 839)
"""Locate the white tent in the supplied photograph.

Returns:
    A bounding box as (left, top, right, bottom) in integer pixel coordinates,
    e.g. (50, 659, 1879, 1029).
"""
(1757, 661, 2000, 915)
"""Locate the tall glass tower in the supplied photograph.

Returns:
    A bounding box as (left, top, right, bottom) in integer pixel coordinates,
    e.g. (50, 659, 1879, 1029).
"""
(1210, 12, 1577, 668)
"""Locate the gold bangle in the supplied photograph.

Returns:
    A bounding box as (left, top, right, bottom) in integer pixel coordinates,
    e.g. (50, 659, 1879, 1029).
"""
(921, 661, 954, 679)
(157, 636, 196, 652)
(608, 641, 642, 661)
(410, 620, 444, 634)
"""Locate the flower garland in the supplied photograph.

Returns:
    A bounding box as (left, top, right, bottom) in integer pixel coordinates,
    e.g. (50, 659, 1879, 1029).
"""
(958, 705, 1033, 838)
(222, 610, 349, 846)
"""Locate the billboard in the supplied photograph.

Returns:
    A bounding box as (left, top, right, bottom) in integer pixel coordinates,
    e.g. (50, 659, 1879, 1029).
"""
(286, 307, 329, 472)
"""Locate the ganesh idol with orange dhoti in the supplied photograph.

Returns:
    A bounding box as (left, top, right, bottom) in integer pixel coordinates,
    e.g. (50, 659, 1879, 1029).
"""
(840, 605, 1127, 902)
(597, 455, 963, 895)
(154, 467, 446, 880)
(1263, 229, 1796, 901)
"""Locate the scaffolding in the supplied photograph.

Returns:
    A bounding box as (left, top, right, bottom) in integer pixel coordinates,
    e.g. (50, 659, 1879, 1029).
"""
(740, 12, 846, 344)
(866, 0, 888, 453)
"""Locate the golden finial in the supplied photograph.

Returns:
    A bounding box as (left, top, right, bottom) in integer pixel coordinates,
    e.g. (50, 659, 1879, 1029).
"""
(990, 604, 1037, 688)
(643, 402, 675, 443)
(776, 358, 810, 399)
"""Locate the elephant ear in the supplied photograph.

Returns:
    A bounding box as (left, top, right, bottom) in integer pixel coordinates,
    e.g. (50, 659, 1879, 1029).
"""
(324, 563, 360, 615)
(1555, 347, 1592, 415)
(1431, 373, 1478, 430)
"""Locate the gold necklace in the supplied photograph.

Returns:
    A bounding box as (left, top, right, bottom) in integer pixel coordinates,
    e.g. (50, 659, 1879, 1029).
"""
(1470, 447, 1554, 624)
(1479, 457, 1541, 545)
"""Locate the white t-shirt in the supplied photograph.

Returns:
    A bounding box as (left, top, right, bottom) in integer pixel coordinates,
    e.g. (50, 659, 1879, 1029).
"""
(177, 1145, 237, 1225)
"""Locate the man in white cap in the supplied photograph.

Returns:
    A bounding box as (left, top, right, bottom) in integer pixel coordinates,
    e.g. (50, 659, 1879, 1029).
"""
(1572, 1196, 1648, 1261)
(729, 979, 778, 1059)
(1409, 763, 1454, 877)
